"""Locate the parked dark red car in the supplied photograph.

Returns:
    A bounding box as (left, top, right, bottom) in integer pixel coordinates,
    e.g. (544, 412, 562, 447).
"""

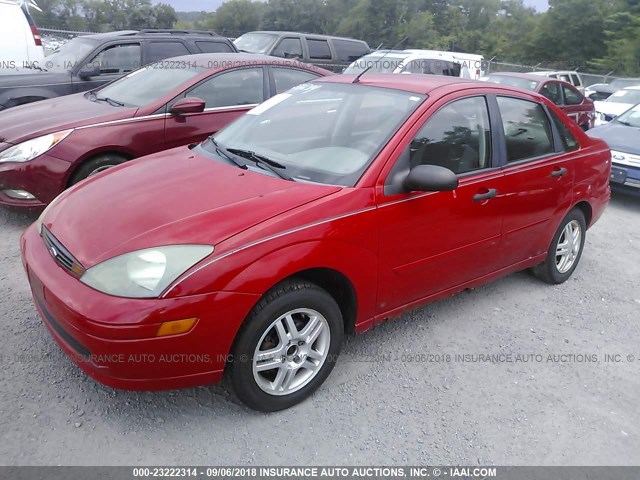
(482, 72, 595, 130)
(22, 74, 611, 411)
(0, 53, 331, 208)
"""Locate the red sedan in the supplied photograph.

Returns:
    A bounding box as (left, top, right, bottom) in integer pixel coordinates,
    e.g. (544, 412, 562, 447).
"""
(482, 72, 595, 130)
(0, 53, 331, 208)
(22, 74, 611, 411)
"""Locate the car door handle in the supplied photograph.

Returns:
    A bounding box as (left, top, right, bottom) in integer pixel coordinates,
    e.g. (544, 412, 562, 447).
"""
(550, 167, 568, 178)
(473, 189, 498, 202)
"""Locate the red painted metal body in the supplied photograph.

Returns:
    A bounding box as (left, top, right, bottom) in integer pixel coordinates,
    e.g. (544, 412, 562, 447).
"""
(21, 74, 611, 390)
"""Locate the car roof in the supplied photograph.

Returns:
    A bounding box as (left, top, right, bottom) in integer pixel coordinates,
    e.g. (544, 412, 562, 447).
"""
(161, 53, 332, 73)
(244, 31, 368, 44)
(82, 30, 228, 41)
(487, 72, 548, 81)
(622, 85, 640, 90)
(530, 70, 578, 76)
(316, 73, 484, 94)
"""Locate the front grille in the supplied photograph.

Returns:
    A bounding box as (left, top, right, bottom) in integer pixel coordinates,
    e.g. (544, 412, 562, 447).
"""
(41, 227, 86, 278)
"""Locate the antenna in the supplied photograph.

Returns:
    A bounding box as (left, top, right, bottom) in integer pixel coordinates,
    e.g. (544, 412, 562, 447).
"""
(352, 36, 409, 84)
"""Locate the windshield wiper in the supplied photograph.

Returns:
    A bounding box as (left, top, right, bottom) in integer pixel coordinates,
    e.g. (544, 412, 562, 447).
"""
(208, 137, 247, 170)
(226, 148, 294, 181)
(94, 96, 125, 107)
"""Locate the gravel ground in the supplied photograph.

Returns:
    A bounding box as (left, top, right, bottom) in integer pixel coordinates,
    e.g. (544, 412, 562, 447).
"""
(0, 193, 639, 466)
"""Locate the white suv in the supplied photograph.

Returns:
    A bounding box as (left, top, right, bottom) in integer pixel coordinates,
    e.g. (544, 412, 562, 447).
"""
(0, 0, 44, 71)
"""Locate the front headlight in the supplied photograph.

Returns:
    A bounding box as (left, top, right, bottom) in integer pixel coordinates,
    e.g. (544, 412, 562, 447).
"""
(0, 130, 73, 163)
(80, 245, 214, 298)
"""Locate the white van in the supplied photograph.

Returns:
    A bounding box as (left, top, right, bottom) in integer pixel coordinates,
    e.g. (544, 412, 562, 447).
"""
(344, 49, 485, 80)
(0, 0, 45, 71)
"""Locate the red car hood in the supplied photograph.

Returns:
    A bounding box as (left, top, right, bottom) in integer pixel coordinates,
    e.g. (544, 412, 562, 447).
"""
(0, 93, 137, 145)
(44, 147, 341, 267)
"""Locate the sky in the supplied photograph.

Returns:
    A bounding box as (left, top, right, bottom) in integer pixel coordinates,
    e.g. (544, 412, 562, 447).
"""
(154, 0, 550, 13)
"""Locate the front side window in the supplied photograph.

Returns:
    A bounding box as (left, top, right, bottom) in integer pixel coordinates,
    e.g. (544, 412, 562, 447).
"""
(186, 68, 264, 108)
(272, 67, 319, 94)
(90, 44, 141, 75)
(571, 74, 581, 87)
(307, 39, 331, 60)
(272, 38, 303, 59)
(209, 83, 425, 186)
(562, 85, 583, 105)
(540, 82, 562, 104)
(409, 97, 492, 175)
(497, 96, 554, 163)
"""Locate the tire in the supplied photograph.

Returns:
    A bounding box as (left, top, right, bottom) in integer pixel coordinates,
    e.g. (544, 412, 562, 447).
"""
(70, 154, 127, 186)
(531, 208, 586, 284)
(230, 280, 344, 412)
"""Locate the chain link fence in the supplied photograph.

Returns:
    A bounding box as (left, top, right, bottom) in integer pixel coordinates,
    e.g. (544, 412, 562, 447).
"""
(486, 60, 620, 86)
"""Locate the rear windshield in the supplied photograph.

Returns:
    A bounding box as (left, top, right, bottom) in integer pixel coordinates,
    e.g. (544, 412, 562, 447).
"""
(343, 55, 408, 74)
(483, 75, 539, 91)
(233, 33, 278, 54)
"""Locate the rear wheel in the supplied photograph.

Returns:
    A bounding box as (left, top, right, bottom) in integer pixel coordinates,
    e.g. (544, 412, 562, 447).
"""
(230, 280, 343, 412)
(531, 208, 586, 284)
(70, 154, 127, 186)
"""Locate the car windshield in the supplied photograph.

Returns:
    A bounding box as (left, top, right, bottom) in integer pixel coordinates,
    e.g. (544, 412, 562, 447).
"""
(614, 104, 640, 127)
(606, 89, 640, 104)
(343, 54, 408, 74)
(482, 75, 539, 91)
(46, 38, 98, 72)
(206, 83, 425, 186)
(233, 33, 278, 54)
(93, 64, 203, 107)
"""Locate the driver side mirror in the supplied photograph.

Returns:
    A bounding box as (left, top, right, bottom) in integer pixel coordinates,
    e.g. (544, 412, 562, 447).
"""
(78, 63, 101, 80)
(170, 97, 206, 115)
(404, 164, 458, 192)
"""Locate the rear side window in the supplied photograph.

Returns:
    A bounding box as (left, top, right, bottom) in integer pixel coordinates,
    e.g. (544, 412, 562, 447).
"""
(332, 40, 368, 62)
(549, 109, 579, 152)
(571, 74, 581, 87)
(196, 41, 233, 53)
(562, 85, 583, 105)
(272, 38, 303, 59)
(272, 67, 319, 94)
(307, 39, 331, 60)
(147, 42, 190, 63)
(497, 97, 554, 163)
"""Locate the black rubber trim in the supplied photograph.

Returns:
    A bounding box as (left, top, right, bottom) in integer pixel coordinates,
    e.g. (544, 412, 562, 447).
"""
(38, 299, 91, 359)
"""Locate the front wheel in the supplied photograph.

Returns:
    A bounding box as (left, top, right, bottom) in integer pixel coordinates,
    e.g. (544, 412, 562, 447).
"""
(230, 280, 344, 411)
(531, 208, 586, 284)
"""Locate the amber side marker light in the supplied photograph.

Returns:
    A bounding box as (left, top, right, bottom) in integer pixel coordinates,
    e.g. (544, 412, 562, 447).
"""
(156, 318, 198, 337)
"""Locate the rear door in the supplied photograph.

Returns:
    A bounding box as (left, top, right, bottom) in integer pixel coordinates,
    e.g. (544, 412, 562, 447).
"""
(163, 66, 267, 149)
(492, 95, 575, 268)
(377, 94, 506, 310)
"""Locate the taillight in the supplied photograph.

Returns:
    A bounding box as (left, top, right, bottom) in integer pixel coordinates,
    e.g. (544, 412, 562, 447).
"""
(30, 24, 42, 47)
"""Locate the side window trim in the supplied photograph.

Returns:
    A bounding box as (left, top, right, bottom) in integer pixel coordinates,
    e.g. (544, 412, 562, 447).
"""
(492, 94, 559, 168)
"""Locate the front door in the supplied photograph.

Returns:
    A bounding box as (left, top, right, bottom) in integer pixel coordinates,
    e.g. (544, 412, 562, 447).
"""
(377, 95, 506, 311)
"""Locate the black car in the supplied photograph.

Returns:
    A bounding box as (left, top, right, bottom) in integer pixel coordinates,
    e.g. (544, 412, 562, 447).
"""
(233, 31, 370, 72)
(0, 29, 236, 111)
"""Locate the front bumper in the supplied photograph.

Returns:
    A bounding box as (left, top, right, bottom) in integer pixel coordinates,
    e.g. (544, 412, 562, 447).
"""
(0, 153, 70, 208)
(21, 224, 260, 390)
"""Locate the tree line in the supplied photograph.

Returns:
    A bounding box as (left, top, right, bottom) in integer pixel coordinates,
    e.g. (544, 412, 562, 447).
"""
(34, 0, 640, 76)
